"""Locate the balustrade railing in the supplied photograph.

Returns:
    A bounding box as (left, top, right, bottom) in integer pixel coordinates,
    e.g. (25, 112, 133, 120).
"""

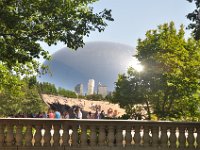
(0, 118, 200, 150)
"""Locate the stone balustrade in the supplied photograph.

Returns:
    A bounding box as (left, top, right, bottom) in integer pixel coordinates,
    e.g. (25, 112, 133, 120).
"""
(0, 118, 200, 150)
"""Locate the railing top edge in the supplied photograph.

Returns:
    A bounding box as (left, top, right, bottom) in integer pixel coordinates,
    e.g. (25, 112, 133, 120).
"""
(0, 118, 200, 125)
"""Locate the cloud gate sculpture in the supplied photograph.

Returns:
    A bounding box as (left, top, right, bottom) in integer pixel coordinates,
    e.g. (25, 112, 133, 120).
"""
(38, 41, 136, 93)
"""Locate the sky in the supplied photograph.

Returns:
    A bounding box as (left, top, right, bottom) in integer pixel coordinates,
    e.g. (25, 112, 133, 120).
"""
(40, 0, 195, 61)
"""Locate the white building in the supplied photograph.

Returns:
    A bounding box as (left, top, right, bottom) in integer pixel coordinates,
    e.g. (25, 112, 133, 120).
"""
(87, 79, 95, 95)
(97, 82, 107, 98)
(74, 83, 83, 96)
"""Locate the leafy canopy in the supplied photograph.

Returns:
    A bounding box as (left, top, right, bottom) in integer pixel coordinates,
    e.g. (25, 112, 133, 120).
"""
(114, 22, 200, 120)
(0, 0, 113, 73)
(187, 0, 200, 40)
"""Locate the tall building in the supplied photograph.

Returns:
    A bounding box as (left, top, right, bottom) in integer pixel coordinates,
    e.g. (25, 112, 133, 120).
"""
(87, 79, 95, 95)
(74, 84, 83, 96)
(97, 82, 107, 98)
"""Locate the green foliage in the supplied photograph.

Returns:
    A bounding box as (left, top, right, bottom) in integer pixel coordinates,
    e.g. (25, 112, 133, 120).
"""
(0, 0, 113, 73)
(37, 82, 58, 95)
(37, 82, 77, 98)
(136, 22, 200, 119)
(0, 0, 113, 117)
(105, 93, 114, 102)
(57, 87, 77, 98)
(114, 22, 200, 120)
(0, 76, 47, 117)
(0, 64, 22, 94)
(86, 94, 103, 101)
(113, 69, 152, 119)
(187, 0, 200, 40)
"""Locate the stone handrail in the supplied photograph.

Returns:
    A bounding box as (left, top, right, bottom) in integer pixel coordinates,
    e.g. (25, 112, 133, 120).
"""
(0, 118, 200, 150)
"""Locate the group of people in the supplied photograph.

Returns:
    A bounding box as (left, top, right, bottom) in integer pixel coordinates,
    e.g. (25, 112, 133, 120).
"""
(47, 108, 105, 119)
(11, 107, 106, 119)
(87, 109, 105, 119)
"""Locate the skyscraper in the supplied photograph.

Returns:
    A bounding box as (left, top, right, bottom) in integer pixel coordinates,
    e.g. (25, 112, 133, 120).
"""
(97, 82, 107, 98)
(87, 79, 95, 95)
(74, 83, 83, 95)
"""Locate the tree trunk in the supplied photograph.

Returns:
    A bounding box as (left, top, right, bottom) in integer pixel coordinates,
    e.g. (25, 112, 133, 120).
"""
(161, 91, 168, 118)
(145, 99, 151, 120)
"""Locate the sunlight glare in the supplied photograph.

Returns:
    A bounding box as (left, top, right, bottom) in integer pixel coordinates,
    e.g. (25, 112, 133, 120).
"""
(128, 58, 144, 72)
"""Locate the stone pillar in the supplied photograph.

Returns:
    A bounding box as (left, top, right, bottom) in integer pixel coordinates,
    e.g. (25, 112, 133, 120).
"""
(90, 125, 97, 147)
(152, 126, 159, 148)
(0, 124, 4, 147)
(125, 126, 132, 147)
(169, 127, 177, 149)
(53, 124, 60, 146)
(134, 125, 141, 147)
(196, 127, 200, 149)
(71, 125, 79, 147)
(62, 125, 69, 147)
(5, 124, 14, 146)
(16, 125, 23, 146)
(98, 125, 106, 146)
(25, 125, 32, 146)
(34, 125, 42, 146)
(143, 126, 150, 147)
(115, 126, 123, 147)
(44, 124, 51, 147)
(107, 126, 115, 147)
(160, 126, 168, 148)
(178, 126, 186, 149)
(188, 127, 195, 149)
(80, 125, 88, 147)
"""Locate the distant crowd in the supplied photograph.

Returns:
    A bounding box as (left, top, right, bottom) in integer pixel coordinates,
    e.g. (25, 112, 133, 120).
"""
(10, 107, 106, 119)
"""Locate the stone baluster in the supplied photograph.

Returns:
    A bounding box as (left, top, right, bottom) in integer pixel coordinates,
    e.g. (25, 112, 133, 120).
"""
(53, 124, 60, 146)
(16, 125, 23, 146)
(160, 126, 168, 148)
(152, 126, 159, 148)
(107, 126, 115, 147)
(169, 127, 177, 149)
(134, 125, 141, 147)
(0, 124, 4, 147)
(98, 125, 106, 146)
(44, 124, 51, 146)
(34, 125, 42, 146)
(25, 125, 33, 146)
(187, 127, 195, 149)
(196, 127, 200, 149)
(71, 125, 79, 147)
(125, 126, 132, 147)
(80, 125, 88, 147)
(62, 125, 69, 147)
(90, 125, 97, 147)
(143, 126, 150, 147)
(178, 126, 186, 149)
(115, 126, 123, 147)
(5, 124, 14, 146)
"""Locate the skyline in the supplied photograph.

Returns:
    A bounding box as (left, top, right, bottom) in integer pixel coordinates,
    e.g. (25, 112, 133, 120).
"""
(40, 0, 195, 61)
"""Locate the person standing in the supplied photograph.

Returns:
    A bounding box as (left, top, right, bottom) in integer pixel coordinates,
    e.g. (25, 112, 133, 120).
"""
(77, 108, 82, 119)
(95, 109, 101, 119)
(55, 110, 61, 119)
(100, 110, 105, 119)
(64, 111, 70, 119)
(87, 112, 93, 119)
(49, 110, 55, 119)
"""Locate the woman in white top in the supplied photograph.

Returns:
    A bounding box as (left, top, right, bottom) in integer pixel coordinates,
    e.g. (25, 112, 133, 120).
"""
(77, 108, 82, 119)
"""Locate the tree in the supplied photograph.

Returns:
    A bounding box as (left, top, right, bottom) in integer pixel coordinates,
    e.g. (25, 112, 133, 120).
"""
(114, 22, 200, 120)
(113, 68, 152, 119)
(187, 0, 200, 40)
(0, 77, 47, 117)
(0, 0, 113, 74)
(0, 0, 113, 112)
